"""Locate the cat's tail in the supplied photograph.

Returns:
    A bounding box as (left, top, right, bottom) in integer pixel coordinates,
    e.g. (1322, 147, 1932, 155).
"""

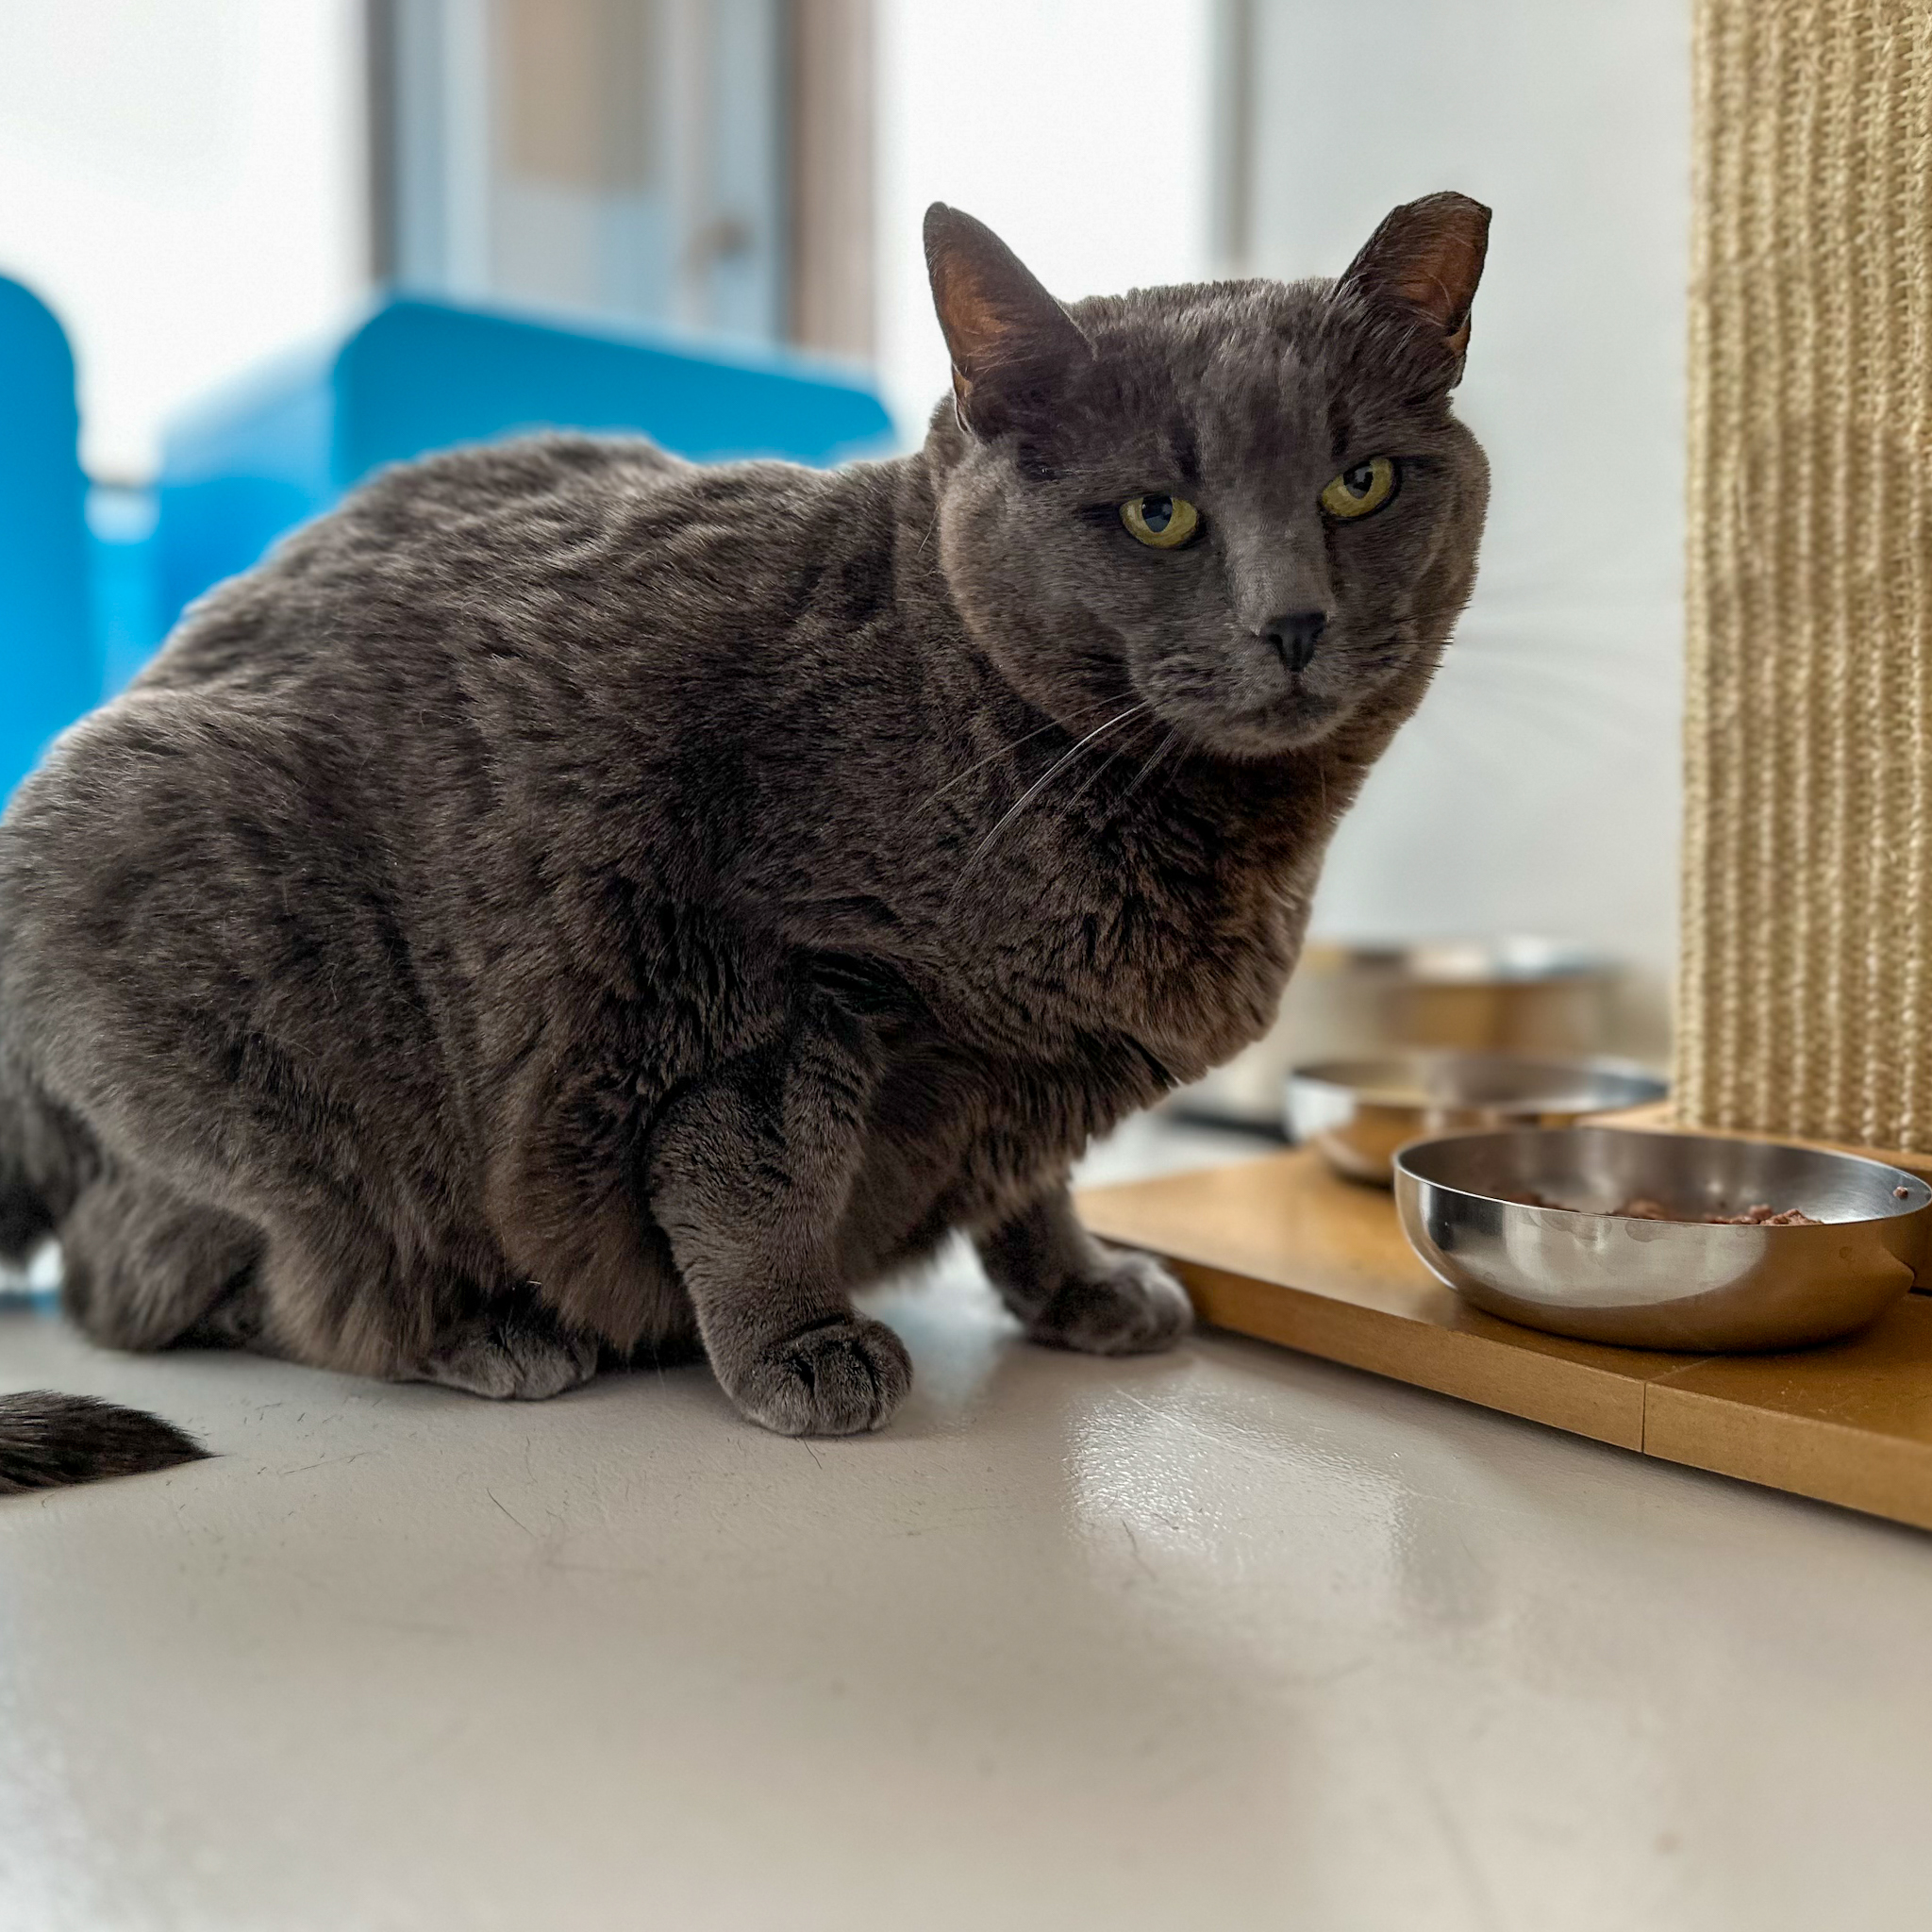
(1, 1052, 208, 1492)
(0, 1391, 208, 1493)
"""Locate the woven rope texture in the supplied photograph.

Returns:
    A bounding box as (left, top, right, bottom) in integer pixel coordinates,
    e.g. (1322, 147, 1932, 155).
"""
(1679, 0, 1932, 1148)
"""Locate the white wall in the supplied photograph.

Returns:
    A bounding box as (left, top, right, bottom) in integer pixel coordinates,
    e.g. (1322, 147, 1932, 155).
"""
(1241, 0, 1691, 1049)
(0, 0, 365, 479)
(873, 0, 1216, 443)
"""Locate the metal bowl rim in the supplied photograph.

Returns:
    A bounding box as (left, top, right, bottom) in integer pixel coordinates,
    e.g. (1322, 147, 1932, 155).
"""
(1288, 1051, 1668, 1110)
(1391, 1125, 1932, 1229)
(1306, 939, 1621, 984)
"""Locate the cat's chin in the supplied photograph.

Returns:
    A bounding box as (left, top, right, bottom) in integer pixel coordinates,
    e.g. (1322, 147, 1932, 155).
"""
(1160, 689, 1354, 761)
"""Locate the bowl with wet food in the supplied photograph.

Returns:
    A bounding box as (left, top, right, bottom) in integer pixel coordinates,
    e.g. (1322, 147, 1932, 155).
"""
(1394, 1125, 1932, 1351)
(1287, 1050, 1667, 1186)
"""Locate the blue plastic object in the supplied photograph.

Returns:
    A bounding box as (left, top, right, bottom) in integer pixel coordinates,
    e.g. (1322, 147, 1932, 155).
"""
(0, 275, 95, 801)
(156, 293, 896, 633)
(89, 485, 161, 698)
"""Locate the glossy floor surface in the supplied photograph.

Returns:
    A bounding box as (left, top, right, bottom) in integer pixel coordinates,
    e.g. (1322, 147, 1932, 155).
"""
(3, 1121, 1929, 1930)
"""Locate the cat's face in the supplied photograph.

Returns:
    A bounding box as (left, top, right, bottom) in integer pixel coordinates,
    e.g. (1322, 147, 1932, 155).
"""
(924, 198, 1491, 760)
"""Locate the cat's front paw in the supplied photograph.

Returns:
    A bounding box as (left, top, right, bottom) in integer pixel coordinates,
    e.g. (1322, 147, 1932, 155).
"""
(1024, 1249, 1193, 1357)
(725, 1313, 912, 1437)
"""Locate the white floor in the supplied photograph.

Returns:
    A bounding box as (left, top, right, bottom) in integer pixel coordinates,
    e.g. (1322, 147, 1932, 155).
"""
(4, 1116, 1930, 1932)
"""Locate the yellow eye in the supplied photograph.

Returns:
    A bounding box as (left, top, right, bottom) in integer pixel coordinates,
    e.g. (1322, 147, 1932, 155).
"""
(1119, 493, 1200, 549)
(1319, 456, 1398, 521)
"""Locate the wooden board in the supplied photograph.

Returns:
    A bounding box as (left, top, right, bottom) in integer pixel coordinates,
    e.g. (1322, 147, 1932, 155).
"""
(1078, 1149, 1932, 1532)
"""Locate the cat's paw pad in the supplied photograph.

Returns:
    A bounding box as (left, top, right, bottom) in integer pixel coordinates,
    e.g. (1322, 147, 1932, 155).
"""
(417, 1320, 600, 1400)
(729, 1313, 912, 1437)
(1025, 1250, 1192, 1357)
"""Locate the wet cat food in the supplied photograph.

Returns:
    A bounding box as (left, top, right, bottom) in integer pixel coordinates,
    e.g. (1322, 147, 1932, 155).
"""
(1503, 1191, 1822, 1225)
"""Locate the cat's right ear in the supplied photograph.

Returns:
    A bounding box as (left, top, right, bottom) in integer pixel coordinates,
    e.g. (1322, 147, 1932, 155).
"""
(924, 204, 1091, 439)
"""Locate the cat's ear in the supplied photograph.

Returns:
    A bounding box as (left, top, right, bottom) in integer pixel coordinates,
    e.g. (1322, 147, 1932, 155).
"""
(1340, 192, 1491, 367)
(924, 204, 1091, 438)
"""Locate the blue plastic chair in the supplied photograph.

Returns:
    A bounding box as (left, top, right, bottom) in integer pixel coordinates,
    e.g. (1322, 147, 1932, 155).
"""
(156, 293, 896, 634)
(0, 276, 95, 801)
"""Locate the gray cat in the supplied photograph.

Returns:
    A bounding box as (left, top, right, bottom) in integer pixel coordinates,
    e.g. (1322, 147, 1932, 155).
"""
(0, 195, 1489, 1487)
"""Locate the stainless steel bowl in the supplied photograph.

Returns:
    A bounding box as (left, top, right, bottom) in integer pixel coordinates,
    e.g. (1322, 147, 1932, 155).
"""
(1175, 936, 1626, 1133)
(1287, 1050, 1667, 1185)
(1394, 1126, 1932, 1351)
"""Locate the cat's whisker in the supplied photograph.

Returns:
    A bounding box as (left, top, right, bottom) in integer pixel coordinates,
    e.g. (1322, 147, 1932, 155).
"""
(914, 691, 1129, 818)
(948, 701, 1150, 894)
(916, 497, 942, 558)
(1061, 710, 1167, 818)
(1110, 725, 1182, 819)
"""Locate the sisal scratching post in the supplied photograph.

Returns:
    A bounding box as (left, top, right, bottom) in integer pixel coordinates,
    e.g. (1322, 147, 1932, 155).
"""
(1680, 0, 1932, 1150)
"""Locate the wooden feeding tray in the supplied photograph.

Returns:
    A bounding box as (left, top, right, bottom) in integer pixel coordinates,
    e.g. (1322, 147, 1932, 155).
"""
(1077, 1146, 1932, 1533)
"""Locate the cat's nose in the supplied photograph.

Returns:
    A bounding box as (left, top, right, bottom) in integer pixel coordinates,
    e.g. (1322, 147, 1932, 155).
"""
(1259, 609, 1327, 674)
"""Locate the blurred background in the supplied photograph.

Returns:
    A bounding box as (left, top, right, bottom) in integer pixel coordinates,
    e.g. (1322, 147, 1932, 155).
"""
(0, 0, 1690, 1110)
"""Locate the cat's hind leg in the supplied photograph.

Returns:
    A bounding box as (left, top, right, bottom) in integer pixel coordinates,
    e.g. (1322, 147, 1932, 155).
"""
(59, 1166, 263, 1353)
(242, 1204, 601, 1401)
(66, 1181, 598, 1399)
(410, 1296, 602, 1400)
(0, 1045, 95, 1265)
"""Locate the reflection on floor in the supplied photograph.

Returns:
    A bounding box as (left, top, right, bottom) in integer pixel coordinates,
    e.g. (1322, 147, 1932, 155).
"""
(2, 1109, 1928, 1931)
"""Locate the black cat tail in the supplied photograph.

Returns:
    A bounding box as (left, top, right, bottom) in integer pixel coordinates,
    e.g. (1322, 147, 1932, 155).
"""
(0, 1391, 208, 1493)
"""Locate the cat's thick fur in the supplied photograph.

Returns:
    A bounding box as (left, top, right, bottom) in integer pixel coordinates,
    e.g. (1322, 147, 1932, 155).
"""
(0, 196, 1489, 1476)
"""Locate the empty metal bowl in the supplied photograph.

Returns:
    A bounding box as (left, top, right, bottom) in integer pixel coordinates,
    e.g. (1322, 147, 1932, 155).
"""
(1287, 1050, 1667, 1185)
(1173, 936, 1624, 1131)
(1394, 1126, 1932, 1351)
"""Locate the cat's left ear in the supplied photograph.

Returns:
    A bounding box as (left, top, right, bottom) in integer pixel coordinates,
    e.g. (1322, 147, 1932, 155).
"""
(924, 204, 1092, 439)
(1340, 192, 1491, 373)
